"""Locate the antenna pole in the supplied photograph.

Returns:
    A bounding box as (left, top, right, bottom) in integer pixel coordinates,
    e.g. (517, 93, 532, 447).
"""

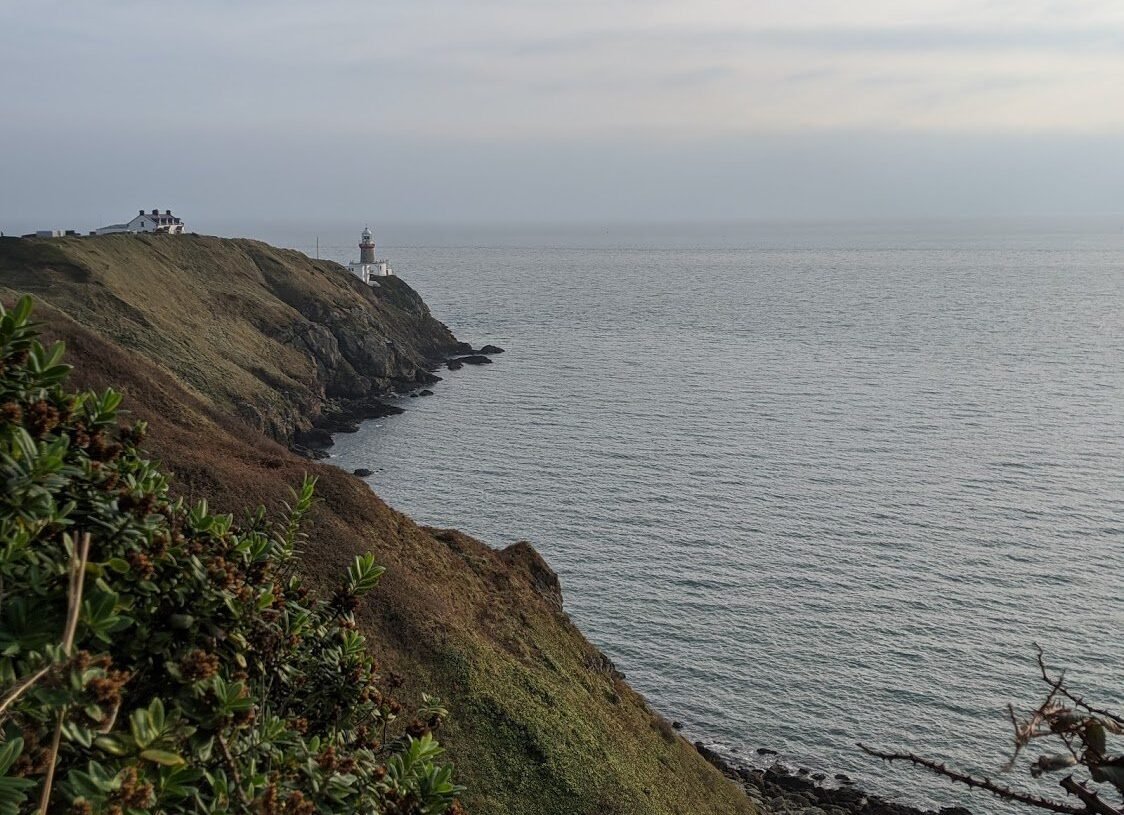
(316, 236, 319, 259)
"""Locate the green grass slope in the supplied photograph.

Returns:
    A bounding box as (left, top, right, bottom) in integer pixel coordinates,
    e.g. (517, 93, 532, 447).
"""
(0, 235, 755, 815)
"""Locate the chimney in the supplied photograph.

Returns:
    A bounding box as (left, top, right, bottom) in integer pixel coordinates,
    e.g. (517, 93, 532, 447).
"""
(139, 210, 144, 215)
(165, 209, 171, 215)
(152, 209, 159, 216)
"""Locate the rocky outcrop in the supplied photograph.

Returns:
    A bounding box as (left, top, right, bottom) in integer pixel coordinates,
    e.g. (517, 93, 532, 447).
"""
(500, 540, 564, 610)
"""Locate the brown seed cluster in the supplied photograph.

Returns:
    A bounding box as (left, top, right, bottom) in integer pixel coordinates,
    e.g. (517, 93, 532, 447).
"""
(89, 668, 131, 707)
(316, 746, 337, 771)
(207, 556, 241, 590)
(0, 400, 22, 424)
(127, 550, 156, 579)
(180, 648, 221, 681)
(26, 399, 60, 438)
(114, 766, 154, 808)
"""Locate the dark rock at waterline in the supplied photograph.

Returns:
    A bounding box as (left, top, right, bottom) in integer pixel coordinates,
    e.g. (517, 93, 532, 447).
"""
(419, 389, 434, 396)
(693, 742, 975, 815)
(772, 773, 813, 793)
(290, 443, 329, 460)
(454, 355, 493, 365)
(446, 359, 463, 370)
(672, 721, 684, 731)
(452, 341, 475, 355)
(293, 427, 334, 449)
(290, 399, 407, 459)
(353, 468, 373, 477)
(409, 392, 418, 398)
(478, 344, 505, 354)
(315, 417, 361, 433)
(694, 742, 734, 776)
(757, 748, 779, 756)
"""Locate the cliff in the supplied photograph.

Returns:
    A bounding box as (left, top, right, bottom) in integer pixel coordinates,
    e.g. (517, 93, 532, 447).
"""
(0, 233, 456, 447)
(0, 234, 754, 815)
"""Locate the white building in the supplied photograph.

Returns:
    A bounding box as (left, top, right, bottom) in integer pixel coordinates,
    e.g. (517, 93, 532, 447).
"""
(95, 209, 185, 235)
(347, 227, 393, 285)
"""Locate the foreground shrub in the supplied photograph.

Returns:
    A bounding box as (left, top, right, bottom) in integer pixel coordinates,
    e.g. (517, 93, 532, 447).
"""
(0, 296, 462, 813)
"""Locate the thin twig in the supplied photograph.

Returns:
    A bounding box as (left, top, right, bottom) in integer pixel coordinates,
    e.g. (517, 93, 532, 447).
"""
(61, 533, 91, 654)
(858, 744, 1086, 815)
(38, 532, 91, 815)
(37, 713, 64, 815)
(0, 664, 53, 720)
(217, 734, 250, 805)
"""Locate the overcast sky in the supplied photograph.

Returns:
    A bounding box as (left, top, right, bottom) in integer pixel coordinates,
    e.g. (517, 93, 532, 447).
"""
(2, 0, 1123, 230)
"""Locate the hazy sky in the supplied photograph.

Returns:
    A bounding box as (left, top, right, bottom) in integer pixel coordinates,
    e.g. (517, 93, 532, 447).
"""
(2, 0, 1123, 230)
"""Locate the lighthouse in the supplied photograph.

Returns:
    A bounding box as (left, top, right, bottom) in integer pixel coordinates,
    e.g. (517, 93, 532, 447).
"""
(359, 226, 376, 264)
(348, 226, 393, 285)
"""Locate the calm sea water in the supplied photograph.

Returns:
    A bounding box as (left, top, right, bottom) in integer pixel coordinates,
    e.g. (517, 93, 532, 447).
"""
(279, 219, 1124, 812)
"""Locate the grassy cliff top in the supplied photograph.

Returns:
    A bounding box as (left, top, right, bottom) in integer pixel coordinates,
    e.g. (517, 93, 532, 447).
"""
(0, 233, 458, 439)
(0, 233, 755, 815)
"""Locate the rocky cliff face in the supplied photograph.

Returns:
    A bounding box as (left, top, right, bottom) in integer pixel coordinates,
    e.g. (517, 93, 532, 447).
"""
(0, 234, 756, 815)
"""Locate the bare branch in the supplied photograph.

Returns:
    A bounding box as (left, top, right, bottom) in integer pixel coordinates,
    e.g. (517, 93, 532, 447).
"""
(858, 744, 1086, 815)
(1059, 776, 1123, 815)
(1035, 644, 1124, 729)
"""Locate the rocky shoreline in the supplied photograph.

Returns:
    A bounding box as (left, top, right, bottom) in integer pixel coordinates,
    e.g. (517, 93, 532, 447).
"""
(694, 742, 972, 815)
(292, 342, 505, 459)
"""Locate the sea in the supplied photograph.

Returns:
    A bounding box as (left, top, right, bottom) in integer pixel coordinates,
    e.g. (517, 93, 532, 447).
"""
(247, 217, 1124, 813)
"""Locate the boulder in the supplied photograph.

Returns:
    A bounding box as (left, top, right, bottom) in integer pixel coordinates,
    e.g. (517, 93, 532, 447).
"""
(454, 355, 493, 365)
(478, 344, 505, 354)
(446, 359, 463, 370)
(353, 468, 373, 477)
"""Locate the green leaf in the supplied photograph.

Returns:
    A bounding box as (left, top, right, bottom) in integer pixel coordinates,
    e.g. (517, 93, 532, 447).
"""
(106, 558, 131, 574)
(94, 735, 131, 757)
(1087, 721, 1107, 757)
(0, 738, 23, 775)
(140, 749, 185, 767)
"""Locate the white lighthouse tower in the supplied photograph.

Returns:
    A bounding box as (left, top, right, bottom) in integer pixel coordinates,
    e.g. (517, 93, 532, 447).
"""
(348, 226, 393, 285)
